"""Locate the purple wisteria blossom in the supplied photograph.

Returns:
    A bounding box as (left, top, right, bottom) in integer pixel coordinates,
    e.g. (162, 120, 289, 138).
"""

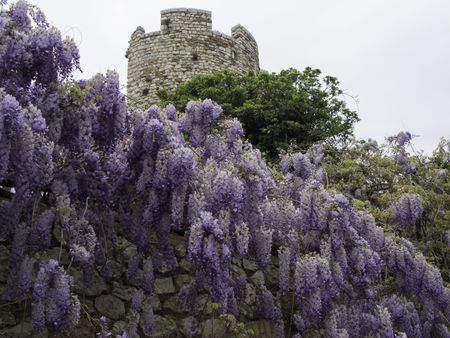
(0, 2, 449, 334)
(142, 257, 154, 294)
(96, 316, 112, 338)
(31, 260, 80, 332)
(278, 247, 290, 294)
(30, 210, 54, 249)
(392, 193, 424, 229)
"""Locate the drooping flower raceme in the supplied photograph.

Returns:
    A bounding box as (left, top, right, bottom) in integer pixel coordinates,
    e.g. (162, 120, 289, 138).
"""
(392, 193, 423, 229)
(0, 3, 449, 334)
(32, 260, 80, 332)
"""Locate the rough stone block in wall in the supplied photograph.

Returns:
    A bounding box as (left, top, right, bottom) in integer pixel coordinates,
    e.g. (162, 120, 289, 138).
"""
(126, 8, 260, 110)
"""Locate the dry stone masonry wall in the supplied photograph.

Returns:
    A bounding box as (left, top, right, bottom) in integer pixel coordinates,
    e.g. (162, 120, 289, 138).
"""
(126, 8, 260, 110)
(0, 231, 281, 338)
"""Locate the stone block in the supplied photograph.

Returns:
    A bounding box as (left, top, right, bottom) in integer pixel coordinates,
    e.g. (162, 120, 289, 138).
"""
(201, 318, 227, 338)
(144, 314, 178, 338)
(155, 277, 176, 294)
(250, 270, 265, 285)
(70, 267, 108, 297)
(242, 258, 258, 271)
(94, 295, 125, 320)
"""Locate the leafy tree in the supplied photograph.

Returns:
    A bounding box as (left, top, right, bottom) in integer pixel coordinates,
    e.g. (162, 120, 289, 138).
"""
(158, 68, 359, 161)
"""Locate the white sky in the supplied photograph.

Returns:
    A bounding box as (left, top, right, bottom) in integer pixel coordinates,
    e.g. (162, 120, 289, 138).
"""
(28, 0, 450, 153)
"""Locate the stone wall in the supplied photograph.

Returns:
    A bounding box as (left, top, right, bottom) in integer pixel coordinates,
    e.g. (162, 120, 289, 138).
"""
(126, 8, 260, 110)
(0, 230, 290, 338)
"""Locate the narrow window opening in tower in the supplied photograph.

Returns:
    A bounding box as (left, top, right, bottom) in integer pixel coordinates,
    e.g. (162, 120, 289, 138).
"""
(161, 18, 170, 33)
(192, 52, 199, 61)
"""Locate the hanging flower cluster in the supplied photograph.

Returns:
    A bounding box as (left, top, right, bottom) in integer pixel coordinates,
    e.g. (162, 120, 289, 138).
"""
(0, 2, 449, 338)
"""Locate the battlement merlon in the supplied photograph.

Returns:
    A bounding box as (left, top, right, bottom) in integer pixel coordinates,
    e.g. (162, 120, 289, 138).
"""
(160, 8, 212, 34)
(231, 24, 258, 48)
(127, 12, 257, 49)
(130, 26, 145, 40)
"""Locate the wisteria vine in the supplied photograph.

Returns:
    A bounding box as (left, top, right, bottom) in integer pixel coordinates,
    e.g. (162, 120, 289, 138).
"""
(0, 1, 449, 338)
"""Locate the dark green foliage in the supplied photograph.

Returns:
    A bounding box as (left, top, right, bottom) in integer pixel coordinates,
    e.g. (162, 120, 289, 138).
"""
(158, 68, 359, 162)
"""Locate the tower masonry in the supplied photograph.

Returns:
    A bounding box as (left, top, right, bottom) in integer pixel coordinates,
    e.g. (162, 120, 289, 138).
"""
(126, 8, 260, 109)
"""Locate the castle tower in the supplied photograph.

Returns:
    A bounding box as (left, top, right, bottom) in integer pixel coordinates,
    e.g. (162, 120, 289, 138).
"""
(126, 8, 260, 109)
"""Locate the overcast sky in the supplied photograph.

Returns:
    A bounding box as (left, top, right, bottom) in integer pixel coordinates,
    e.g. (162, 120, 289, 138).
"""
(29, 0, 450, 153)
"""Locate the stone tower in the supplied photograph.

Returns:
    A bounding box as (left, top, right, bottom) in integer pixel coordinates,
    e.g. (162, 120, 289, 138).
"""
(126, 8, 260, 109)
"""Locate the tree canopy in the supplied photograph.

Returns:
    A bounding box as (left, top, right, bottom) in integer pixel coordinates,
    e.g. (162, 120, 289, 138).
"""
(158, 69, 359, 161)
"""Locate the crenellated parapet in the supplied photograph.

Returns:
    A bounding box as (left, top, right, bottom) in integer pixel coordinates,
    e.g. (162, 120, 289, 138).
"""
(126, 8, 260, 109)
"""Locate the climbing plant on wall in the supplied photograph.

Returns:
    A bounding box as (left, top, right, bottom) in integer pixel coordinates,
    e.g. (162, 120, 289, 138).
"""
(0, 1, 449, 337)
